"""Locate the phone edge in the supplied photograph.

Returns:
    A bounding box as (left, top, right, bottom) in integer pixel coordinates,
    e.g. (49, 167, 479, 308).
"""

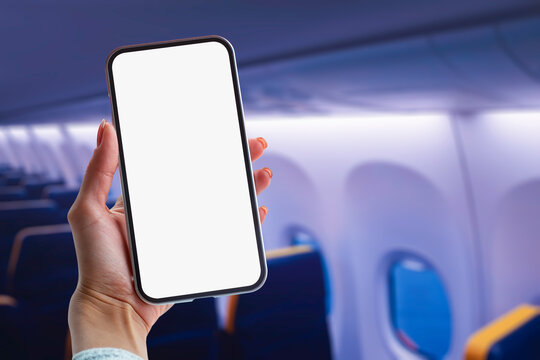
(106, 35, 267, 305)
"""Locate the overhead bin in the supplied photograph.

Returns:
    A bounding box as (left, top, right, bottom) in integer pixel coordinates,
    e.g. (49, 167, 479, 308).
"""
(240, 17, 540, 113)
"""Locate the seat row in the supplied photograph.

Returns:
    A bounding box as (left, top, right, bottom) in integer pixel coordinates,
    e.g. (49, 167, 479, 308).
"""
(0, 222, 332, 360)
(0, 167, 68, 201)
(0, 166, 114, 291)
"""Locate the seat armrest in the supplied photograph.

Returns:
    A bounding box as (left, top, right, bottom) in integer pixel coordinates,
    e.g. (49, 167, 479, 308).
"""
(465, 304, 540, 360)
(0, 294, 17, 307)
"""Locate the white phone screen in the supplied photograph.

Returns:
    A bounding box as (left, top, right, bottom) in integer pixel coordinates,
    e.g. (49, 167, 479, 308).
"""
(108, 37, 265, 303)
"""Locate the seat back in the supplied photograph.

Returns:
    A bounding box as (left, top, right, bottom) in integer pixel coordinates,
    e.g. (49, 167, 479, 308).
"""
(0, 200, 66, 233)
(0, 186, 27, 201)
(148, 298, 219, 359)
(465, 304, 540, 360)
(6, 224, 77, 360)
(8, 224, 76, 299)
(0, 170, 25, 186)
(0, 200, 67, 288)
(23, 178, 64, 199)
(43, 185, 79, 209)
(226, 245, 332, 360)
(0, 295, 28, 359)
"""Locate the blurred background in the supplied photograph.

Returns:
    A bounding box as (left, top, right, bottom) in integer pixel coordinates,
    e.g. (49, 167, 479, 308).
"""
(1, 1, 540, 359)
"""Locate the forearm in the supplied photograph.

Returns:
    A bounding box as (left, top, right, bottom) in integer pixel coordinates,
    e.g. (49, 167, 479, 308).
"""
(68, 287, 149, 359)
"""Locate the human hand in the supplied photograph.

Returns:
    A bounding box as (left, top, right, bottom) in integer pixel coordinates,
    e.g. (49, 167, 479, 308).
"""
(67, 119, 272, 358)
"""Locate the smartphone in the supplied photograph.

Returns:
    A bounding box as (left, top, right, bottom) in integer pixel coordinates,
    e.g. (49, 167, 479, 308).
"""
(106, 36, 266, 304)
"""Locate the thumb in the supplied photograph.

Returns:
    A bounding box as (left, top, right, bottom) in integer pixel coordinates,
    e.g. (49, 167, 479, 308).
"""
(77, 120, 119, 207)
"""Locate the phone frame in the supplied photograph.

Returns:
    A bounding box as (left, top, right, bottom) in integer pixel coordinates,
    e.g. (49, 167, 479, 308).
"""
(106, 35, 267, 304)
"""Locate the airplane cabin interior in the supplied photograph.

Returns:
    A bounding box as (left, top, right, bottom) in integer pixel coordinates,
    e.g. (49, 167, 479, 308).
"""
(1, 1, 540, 359)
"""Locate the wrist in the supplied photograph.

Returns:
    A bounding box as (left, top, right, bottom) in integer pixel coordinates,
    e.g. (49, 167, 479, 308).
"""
(68, 286, 149, 359)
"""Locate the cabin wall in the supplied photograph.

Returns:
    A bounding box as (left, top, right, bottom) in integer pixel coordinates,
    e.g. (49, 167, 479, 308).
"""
(1, 110, 539, 359)
(246, 111, 540, 360)
(455, 111, 540, 320)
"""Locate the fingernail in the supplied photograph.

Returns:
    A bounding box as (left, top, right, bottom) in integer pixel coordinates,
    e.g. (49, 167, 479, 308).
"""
(257, 137, 268, 149)
(97, 119, 106, 146)
(263, 167, 273, 178)
(260, 205, 268, 215)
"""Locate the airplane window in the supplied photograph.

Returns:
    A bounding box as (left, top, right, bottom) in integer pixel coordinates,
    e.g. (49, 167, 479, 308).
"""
(389, 258, 451, 359)
(290, 226, 318, 248)
(0, 129, 18, 166)
(65, 121, 102, 153)
(30, 124, 66, 181)
(7, 126, 30, 142)
(5, 126, 40, 174)
(32, 124, 64, 143)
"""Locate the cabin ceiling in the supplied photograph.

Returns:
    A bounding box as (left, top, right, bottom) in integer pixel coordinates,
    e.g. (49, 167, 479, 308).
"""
(240, 16, 540, 114)
(1, 0, 540, 123)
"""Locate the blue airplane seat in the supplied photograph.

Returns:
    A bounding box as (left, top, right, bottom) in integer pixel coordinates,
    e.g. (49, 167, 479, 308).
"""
(0, 200, 67, 234)
(0, 200, 67, 291)
(0, 295, 27, 358)
(147, 298, 219, 359)
(1, 224, 76, 360)
(225, 246, 332, 360)
(0, 186, 27, 201)
(465, 305, 540, 360)
(20, 173, 43, 183)
(2, 173, 24, 186)
(23, 178, 64, 199)
(44, 185, 79, 209)
(289, 227, 332, 315)
(0, 169, 26, 186)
